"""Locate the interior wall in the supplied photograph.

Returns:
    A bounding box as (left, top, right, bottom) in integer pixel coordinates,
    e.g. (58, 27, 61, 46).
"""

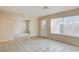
(48, 34, 79, 46)
(0, 10, 39, 41)
(14, 20, 27, 34)
(40, 8, 79, 19)
(30, 17, 39, 36)
(0, 11, 14, 41)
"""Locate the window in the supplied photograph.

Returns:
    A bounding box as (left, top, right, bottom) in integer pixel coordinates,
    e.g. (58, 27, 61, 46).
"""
(40, 20, 47, 36)
(63, 16, 79, 37)
(50, 18, 64, 34)
(50, 15, 79, 37)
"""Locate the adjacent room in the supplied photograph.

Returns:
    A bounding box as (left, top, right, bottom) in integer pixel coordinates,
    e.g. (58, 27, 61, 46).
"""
(0, 6, 79, 52)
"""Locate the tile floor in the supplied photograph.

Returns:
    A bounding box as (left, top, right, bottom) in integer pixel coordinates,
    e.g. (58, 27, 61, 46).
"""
(0, 36, 79, 52)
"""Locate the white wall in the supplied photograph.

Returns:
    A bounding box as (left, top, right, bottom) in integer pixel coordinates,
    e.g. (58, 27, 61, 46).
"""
(30, 17, 38, 36)
(0, 11, 39, 41)
(14, 17, 39, 37)
(14, 20, 27, 34)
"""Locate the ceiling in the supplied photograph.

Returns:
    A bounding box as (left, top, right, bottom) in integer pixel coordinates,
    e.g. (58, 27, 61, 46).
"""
(0, 6, 79, 17)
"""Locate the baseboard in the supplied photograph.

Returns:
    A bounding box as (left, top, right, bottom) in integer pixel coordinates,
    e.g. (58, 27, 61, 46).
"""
(0, 39, 14, 44)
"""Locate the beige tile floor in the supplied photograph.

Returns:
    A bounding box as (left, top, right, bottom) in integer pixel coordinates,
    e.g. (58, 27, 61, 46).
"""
(0, 36, 79, 52)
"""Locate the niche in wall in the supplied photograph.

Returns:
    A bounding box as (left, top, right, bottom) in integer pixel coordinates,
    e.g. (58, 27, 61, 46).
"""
(14, 19, 30, 35)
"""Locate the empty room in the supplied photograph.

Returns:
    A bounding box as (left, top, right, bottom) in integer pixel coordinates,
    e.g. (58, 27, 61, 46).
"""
(0, 6, 79, 52)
